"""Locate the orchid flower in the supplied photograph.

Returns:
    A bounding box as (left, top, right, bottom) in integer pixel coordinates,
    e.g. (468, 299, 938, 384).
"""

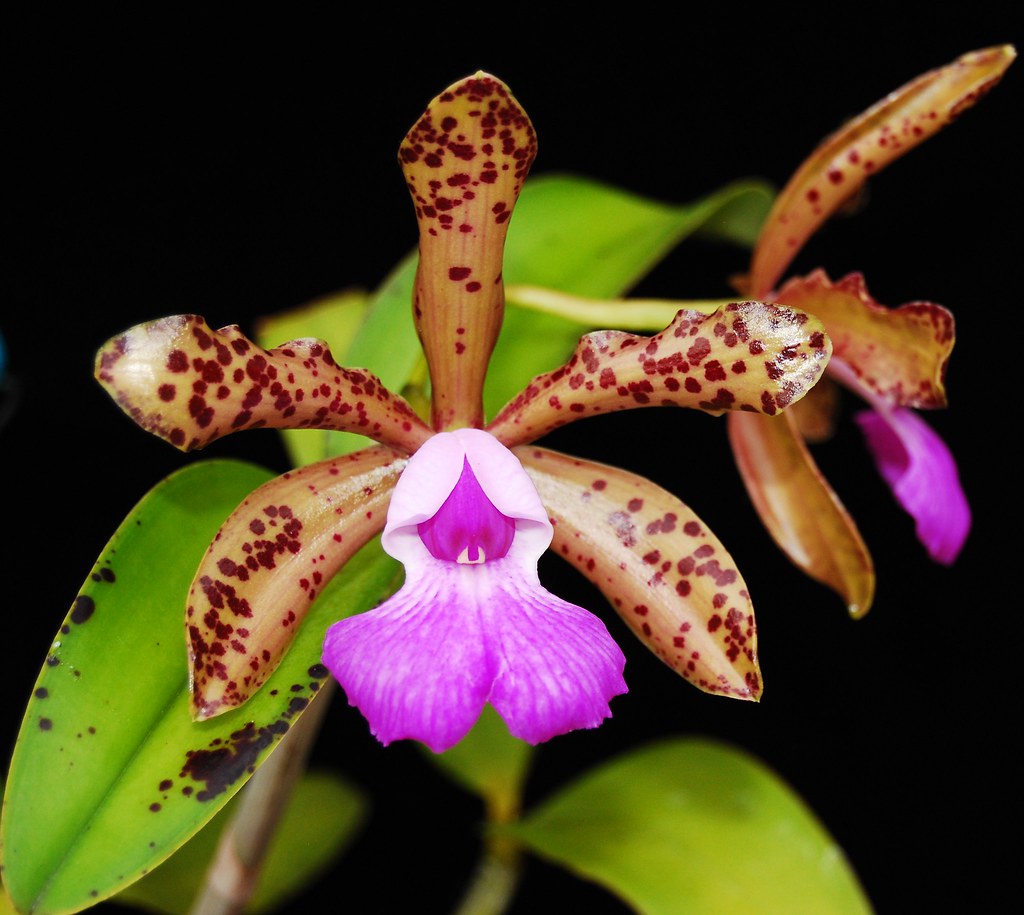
(95, 72, 832, 752)
(510, 47, 1015, 617)
(726, 45, 1015, 616)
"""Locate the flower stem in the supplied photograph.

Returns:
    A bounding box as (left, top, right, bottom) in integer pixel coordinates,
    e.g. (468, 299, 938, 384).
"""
(452, 832, 523, 915)
(187, 679, 336, 915)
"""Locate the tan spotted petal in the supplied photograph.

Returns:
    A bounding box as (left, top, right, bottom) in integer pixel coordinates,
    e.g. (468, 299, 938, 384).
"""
(727, 411, 875, 617)
(95, 314, 432, 453)
(749, 45, 1016, 297)
(517, 446, 761, 701)
(775, 270, 954, 409)
(487, 302, 831, 448)
(399, 71, 537, 431)
(187, 445, 407, 720)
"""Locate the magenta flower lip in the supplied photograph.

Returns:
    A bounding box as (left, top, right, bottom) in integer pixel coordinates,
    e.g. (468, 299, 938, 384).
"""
(322, 429, 628, 752)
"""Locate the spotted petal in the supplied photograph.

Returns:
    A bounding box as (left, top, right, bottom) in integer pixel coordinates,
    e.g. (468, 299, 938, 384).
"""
(748, 45, 1016, 297)
(488, 302, 831, 448)
(518, 446, 761, 700)
(400, 72, 537, 430)
(95, 314, 432, 453)
(856, 407, 970, 564)
(188, 445, 406, 720)
(775, 270, 953, 409)
(727, 411, 875, 617)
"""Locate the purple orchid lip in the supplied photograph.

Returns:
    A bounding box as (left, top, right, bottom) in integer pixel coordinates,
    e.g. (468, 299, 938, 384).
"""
(830, 357, 971, 565)
(855, 407, 971, 565)
(322, 429, 628, 752)
(418, 457, 516, 564)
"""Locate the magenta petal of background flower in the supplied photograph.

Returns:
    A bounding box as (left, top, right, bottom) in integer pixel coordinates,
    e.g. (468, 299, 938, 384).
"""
(856, 407, 971, 564)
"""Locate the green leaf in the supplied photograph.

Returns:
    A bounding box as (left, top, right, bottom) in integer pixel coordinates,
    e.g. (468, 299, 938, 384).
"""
(0, 460, 400, 915)
(252, 288, 372, 468)
(503, 174, 771, 297)
(114, 770, 367, 914)
(428, 706, 534, 822)
(505, 737, 872, 915)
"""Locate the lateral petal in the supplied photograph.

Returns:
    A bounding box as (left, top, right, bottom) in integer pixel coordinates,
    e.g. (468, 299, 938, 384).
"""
(400, 72, 537, 430)
(727, 411, 875, 617)
(776, 270, 954, 409)
(518, 446, 761, 701)
(188, 445, 406, 720)
(488, 302, 831, 448)
(856, 408, 970, 564)
(749, 45, 1016, 297)
(95, 314, 432, 453)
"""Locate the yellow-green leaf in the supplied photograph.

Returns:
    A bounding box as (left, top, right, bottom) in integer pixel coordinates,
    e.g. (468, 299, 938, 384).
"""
(505, 738, 873, 915)
(0, 461, 399, 915)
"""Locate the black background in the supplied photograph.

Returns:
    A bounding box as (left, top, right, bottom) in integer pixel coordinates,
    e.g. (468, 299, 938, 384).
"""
(5, 9, 1021, 914)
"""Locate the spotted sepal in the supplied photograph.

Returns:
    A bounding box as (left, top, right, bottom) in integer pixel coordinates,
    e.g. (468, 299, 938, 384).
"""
(399, 72, 537, 431)
(95, 314, 432, 454)
(775, 270, 953, 409)
(488, 302, 831, 448)
(187, 445, 407, 720)
(518, 446, 761, 701)
(748, 45, 1016, 297)
(728, 410, 875, 617)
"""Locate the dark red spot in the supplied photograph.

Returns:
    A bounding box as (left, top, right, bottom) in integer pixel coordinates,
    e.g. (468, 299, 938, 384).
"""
(167, 350, 188, 373)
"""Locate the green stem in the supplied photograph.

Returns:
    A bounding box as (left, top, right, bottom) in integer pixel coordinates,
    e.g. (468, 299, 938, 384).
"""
(187, 679, 335, 915)
(452, 832, 523, 915)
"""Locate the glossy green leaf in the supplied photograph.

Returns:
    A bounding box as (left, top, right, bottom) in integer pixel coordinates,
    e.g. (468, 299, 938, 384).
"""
(303, 174, 774, 458)
(0, 779, 14, 915)
(115, 770, 367, 914)
(505, 738, 872, 915)
(252, 288, 372, 468)
(429, 706, 534, 822)
(0, 460, 400, 915)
